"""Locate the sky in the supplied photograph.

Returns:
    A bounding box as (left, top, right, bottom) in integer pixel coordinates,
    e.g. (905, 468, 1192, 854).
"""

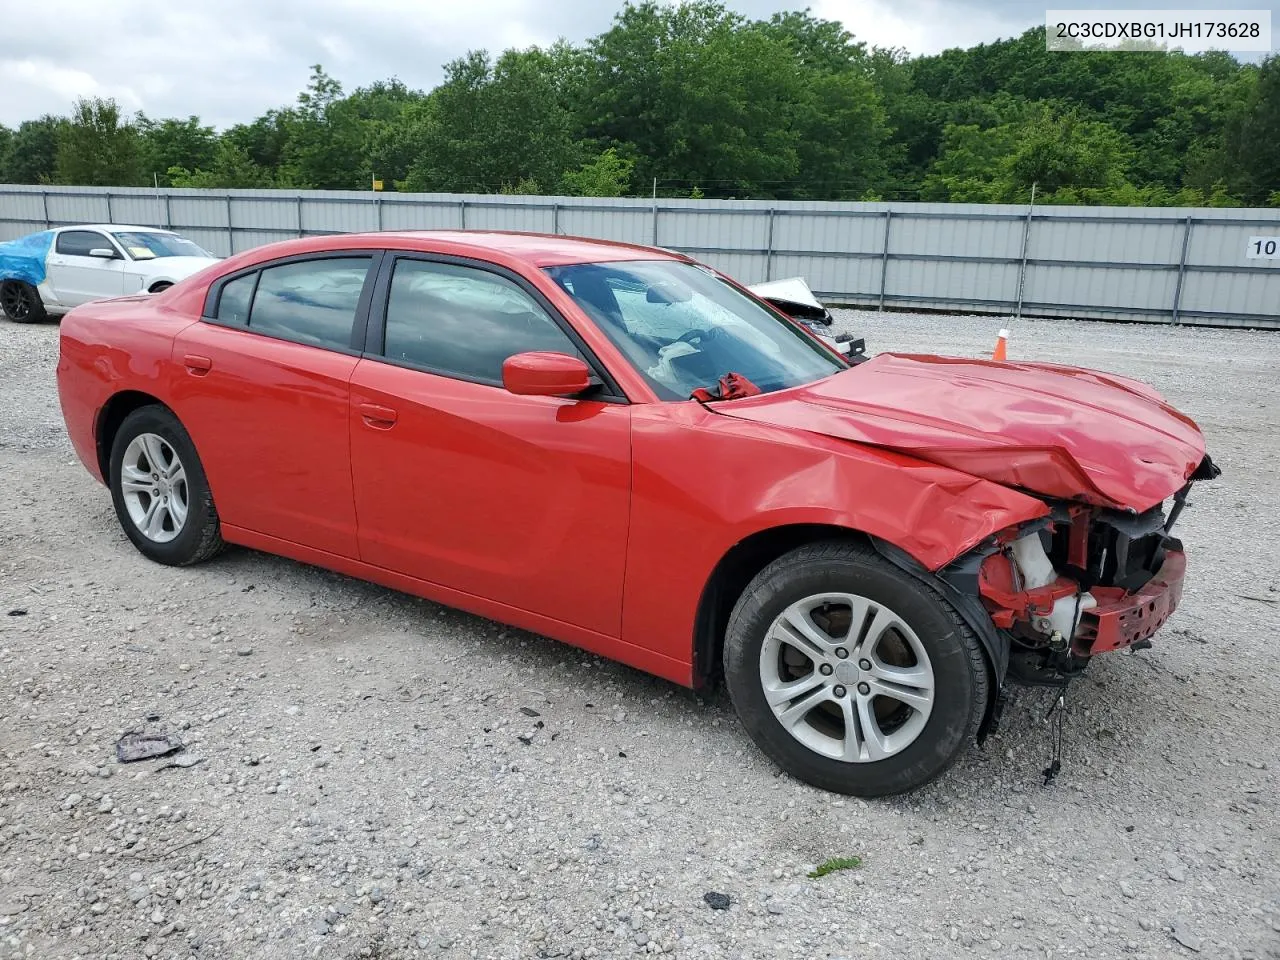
(0, 0, 1275, 129)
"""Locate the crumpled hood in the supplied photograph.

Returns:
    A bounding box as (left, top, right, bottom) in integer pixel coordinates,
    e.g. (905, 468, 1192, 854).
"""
(712, 353, 1208, 512)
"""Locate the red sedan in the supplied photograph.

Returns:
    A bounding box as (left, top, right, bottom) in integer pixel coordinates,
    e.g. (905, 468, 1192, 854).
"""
(56, 231, 1217, 795)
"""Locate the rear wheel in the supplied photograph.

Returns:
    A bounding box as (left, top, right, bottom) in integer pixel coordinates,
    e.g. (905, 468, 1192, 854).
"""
(108, 406, 224, 566)
(148, 281, 173, 293)
(0, 280, 47, 323)
(724, 540, 989, 796)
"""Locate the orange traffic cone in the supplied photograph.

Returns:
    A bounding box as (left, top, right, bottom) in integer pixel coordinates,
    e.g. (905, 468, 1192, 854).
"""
(992, 328, 1009, 361)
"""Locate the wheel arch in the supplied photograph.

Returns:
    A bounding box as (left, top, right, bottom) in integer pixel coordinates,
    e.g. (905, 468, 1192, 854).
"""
(691, 522, 1008, 738)
(692, 523, 872, 690)
(96, 390, 172, 480)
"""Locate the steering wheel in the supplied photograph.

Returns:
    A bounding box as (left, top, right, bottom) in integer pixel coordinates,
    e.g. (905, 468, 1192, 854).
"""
(676, 327, 720, 346)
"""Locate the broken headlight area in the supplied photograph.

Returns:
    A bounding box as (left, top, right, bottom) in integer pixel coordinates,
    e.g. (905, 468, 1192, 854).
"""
(970, 454, 1218, 686)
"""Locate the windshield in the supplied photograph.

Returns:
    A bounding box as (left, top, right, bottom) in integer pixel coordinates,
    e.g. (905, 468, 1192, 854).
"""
(545, 260, 844, 400)
(111, 231, 212, 261)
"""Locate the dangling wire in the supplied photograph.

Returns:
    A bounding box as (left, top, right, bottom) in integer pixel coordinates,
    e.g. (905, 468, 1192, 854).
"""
(1042, 688, 1067, 786)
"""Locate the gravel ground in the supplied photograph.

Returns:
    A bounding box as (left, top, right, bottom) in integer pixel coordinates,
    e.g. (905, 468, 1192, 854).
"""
(1, 308, 1278, 960)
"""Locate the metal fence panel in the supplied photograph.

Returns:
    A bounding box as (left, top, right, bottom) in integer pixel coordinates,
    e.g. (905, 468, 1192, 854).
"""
(558, 206, 650, 245)
(1026, 264, 1177, 320)
(167, 194, 229, 228)
(890, 258, 1022, 306)
(773, 211, 883, 256)
(773, 253, 880, 296)
(378, 199, 464, 232)
(45, 191, 109, 226)
(1, 184, 1277, 328)
(1180, 267, 1274, 316)
(107, 194, 164, 227)
(463, 202, 555, 234)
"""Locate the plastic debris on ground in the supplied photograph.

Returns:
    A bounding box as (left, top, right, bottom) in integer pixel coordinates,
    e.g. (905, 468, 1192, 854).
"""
(115, 731, 185, 763)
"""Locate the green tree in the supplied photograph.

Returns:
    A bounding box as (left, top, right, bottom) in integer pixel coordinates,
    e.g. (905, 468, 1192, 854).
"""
(0, 13, 1263, 206)
(0, 124, 13, 182)
(759, 10, 889, 198)
(582, 2, 827, 197)
(167, 141, 274, 188)
(55, 97, 143, 186)
(403, 46, 583, 193)
(563, 147, 635, 196)
(344, 79, 429, 187)
(1223, 56, 1280, 204)
(761, 9, 867, 73)
(923, 107, 1134, 203)
(278, 65, 366, 189)
(905, 28, 1248, 198)
(3, 116, 63, 183)
(136, 116, 218, 185)
(222, 110, 294, 173)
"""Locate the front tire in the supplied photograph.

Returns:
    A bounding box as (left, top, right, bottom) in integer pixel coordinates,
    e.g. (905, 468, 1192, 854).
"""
(109, 406, 224, 566)
(724, 540, 989, 797)
(0, 280, 47, 323)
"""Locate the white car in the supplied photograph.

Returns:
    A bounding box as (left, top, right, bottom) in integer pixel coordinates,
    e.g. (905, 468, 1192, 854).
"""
(748, 276, 860, 356)
(0, 224, 221, 323)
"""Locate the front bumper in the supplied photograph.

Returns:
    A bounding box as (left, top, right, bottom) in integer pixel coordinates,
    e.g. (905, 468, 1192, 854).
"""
(1074, 548, 1186, 655)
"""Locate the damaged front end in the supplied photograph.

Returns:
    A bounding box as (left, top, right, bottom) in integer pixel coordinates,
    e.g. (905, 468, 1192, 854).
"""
(963, 453, 1220, 686)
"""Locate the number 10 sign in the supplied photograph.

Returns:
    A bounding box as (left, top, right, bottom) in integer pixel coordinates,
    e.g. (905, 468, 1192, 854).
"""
(1247, 236, 1279, 259)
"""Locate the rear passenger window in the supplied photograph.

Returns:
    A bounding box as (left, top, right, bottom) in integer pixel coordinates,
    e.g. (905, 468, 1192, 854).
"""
(248, 257, 372, 350)
(216, 273, 257, 325)
(383, 260, 581, 383)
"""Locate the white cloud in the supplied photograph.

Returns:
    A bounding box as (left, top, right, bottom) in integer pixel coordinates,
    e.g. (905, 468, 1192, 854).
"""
(0, 0, 595, 127)
(812, 0, 1034, 53)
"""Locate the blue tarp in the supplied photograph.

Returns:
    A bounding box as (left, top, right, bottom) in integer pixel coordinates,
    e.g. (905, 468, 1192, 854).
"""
(0, 230, 53, 286)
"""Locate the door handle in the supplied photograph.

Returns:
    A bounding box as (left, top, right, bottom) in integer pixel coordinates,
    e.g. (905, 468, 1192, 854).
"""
(183, 354, 213, 375)
(359, 402, 398, 428)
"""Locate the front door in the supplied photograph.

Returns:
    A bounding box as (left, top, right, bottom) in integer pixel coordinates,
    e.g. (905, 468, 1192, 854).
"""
(46, 229, 127, 306)
(349, 255, 632, 637)
(169, 254, 378, 558)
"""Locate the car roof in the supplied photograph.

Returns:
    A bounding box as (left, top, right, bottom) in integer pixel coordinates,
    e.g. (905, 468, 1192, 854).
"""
(369, 230, 686, 267)
(58, 224, 174, 234)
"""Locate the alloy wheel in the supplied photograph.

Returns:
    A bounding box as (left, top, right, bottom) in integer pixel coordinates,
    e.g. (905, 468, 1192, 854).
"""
(759, 592, 935, 763)
(119, 433, 189, 543)
(1, 284, 31, 320)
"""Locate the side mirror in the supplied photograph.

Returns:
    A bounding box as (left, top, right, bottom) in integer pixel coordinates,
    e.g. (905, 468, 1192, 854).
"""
(88, 248, 118, 259)
(502, 351, 592, 397)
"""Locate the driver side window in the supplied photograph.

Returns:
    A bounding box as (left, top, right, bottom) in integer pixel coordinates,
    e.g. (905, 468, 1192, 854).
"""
(56, 231, 113, 257)
(381, 259, 583, 384)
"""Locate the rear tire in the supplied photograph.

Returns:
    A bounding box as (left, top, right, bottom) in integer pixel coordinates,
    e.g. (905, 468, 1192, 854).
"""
(108, 406, 224, 566)
(723, 540, 989, 796)
(148, 281, 173, 293)
(0, 280, 47, 323)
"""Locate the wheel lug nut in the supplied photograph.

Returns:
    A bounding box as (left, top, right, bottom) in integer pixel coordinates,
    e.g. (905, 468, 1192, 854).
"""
(834, 647, 849, 659)
(859, 659, 872, 671)
(819, 664, 833, 676)
(832, 685, 846, 698)
(857, 682, 870, 695)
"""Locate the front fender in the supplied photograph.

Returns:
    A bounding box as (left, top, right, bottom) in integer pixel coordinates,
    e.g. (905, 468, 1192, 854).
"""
(620, 404, 1048, 675)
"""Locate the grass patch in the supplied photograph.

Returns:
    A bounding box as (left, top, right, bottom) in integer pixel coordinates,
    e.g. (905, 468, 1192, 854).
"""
(807, 856, 863, 879)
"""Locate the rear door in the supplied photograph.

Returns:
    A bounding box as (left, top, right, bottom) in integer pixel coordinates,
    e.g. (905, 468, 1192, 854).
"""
(170, 252, 380, 558)
(46, 229, 128, 305)
(348, 254, 632, 636)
